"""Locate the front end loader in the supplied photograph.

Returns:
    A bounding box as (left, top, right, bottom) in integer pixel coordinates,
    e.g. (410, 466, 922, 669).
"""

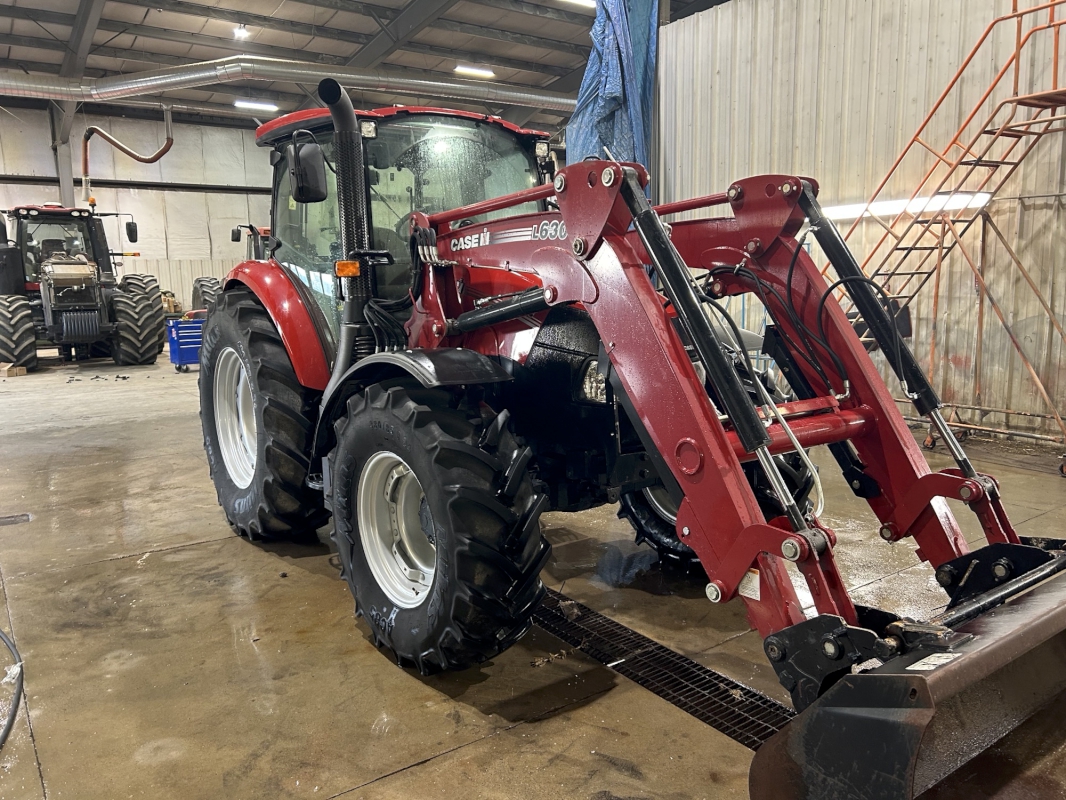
(198, 78, 1066, 798)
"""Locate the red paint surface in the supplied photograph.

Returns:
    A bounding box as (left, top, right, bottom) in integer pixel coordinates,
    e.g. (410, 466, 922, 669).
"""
(226, 260, 331, 390)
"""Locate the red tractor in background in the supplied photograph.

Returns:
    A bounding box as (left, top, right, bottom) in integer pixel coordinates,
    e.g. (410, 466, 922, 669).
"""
(198, 79, 1066, 799)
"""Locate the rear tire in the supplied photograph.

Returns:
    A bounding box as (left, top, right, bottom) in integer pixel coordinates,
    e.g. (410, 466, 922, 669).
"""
(110, 291, 164, 366)
(199, 286, 327, 540)
(330, 384, 550, 674)
(0, 296, 37, 371)
(192, 277, 222, 311)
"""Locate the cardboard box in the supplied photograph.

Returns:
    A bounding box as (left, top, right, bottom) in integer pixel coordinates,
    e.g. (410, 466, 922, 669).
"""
(0, 363, 27, 377)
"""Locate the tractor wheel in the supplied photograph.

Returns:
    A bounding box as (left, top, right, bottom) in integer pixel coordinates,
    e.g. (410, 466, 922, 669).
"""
(192, 277, 222, 311)
(0, 295, 37, 371)
(618, 486, 696, 570)
(120, 275, 165, 353)
(110, 290, 164, 366)
(330, 383, 550, 674)
(621, 454, 814, 570)
(199, 286, 327, 541)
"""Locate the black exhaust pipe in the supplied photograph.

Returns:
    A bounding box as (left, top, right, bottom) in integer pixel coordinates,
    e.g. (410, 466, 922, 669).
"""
(318, 78, 374, 397)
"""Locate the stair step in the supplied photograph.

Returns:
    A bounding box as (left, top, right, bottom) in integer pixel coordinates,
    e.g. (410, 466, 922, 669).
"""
(982, 127, 1029, 139)
(894, 245, 942, 251)
(915, 217, 976, 224)
(1012, 89, 1066, 109)
(885, 270, 936, 276)
(960, 158, 1019, 166)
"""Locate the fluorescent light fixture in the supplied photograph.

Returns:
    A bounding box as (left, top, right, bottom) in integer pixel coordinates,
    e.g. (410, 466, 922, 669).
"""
(454, 65, 496, 79)
(234, 99, 279, 112)
(234, 24, 250, 40)
(562, 0, 597, 7)
(821, 192, 992, 222)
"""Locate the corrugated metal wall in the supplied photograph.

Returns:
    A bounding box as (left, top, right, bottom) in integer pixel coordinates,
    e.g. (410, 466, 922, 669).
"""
(659, 0, 1066, 439)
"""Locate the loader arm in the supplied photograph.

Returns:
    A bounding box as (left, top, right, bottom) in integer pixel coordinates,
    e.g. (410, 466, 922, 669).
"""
(413, 160, 1066, 799)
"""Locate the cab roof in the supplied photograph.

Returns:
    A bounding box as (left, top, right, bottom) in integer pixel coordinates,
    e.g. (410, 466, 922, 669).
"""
(256, 105, 550, 148)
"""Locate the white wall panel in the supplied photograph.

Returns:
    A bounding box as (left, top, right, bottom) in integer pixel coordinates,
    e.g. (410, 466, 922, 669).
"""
(659, 0, 1066, 439)
(0, 109, 54, 177)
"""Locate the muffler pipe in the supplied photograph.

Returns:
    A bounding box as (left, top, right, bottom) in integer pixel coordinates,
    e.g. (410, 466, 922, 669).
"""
(318, 77, 372, 401)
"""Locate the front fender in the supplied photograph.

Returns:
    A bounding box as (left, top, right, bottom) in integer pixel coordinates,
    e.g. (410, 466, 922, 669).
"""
(311, 348, 512, 459)
(225, 259, 333, 390)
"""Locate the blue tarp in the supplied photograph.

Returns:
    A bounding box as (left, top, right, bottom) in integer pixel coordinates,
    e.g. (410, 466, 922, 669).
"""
(566, 0, 658, 167)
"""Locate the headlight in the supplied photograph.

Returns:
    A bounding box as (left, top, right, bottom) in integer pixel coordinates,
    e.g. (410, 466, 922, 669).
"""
(359, 120, 377, 138)
(579, 359, 607, 403)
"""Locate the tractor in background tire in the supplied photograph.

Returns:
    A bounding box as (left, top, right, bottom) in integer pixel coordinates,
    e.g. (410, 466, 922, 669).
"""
(190, 276, 221, 311)
(0, 203, 163, 369)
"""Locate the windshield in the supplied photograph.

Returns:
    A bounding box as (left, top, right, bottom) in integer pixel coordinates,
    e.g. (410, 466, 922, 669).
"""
(22, 218, 95, 279)
(272, 114, 542, 332)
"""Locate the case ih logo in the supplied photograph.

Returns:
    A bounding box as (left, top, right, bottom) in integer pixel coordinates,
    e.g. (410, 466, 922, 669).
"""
(450, 230, 491, 251)
(465, 219, 568, 249)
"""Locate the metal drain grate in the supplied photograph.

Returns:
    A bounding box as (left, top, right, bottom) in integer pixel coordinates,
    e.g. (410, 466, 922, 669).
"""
(533, 588, 794, 750)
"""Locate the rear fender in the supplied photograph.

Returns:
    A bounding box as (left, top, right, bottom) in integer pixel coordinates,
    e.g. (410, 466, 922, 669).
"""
(225, 259, 333, 391)
(311, 348, 512, 460)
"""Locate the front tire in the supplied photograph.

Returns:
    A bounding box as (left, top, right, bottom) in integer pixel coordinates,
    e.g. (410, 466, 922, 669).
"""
(0, 296, 37, 371)
(120, 274, 165, 353)
(330, 383, 550, 674)
(110, 291, 164, 365)
(199, 286, 327, 540)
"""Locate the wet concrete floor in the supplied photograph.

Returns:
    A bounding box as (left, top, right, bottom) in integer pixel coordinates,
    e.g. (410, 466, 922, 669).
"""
(0, 357, 1065, 799)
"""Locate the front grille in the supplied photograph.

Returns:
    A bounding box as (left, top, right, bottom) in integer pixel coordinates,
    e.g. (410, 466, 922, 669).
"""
(60, 310, 101, 343)
(534, 588, 794, 750)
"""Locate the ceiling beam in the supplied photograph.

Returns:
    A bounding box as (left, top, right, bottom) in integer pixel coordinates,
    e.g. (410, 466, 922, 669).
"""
(463, 0, 593, 27)
(433, 19, 590, 58)
(51, 0, 105, 149)
(95, 19, 350, 64)
(107, 0, 372, 46)
(346, 0, 461, 69)
(402, 41, 574, 78)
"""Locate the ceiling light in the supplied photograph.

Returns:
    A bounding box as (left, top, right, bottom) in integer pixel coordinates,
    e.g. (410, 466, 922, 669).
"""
(234, 24, 250, 40)
(234, 99, 279, 112)
(454, 65, 496, 79)
(562, 0, 597, 8)
(821, 192, 992, 222)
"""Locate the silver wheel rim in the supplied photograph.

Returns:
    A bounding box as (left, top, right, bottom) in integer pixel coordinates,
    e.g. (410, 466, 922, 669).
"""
(643, 485, 678, 525)
(214, 347, 257, 489)
(358, 451, 436, 609)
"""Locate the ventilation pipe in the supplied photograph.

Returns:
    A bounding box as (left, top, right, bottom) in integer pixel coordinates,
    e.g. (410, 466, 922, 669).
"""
(81, 105, 174, 200)
(0, 55, 576, 113)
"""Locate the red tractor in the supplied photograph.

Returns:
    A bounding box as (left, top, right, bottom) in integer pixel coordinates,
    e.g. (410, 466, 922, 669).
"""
(198, 79, 1066, 799)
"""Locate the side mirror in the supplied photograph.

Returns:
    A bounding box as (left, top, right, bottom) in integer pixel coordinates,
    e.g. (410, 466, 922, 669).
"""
(125, 221, 138, 243)
(231, 226, 242, 243)
(286, 141, 327, 204)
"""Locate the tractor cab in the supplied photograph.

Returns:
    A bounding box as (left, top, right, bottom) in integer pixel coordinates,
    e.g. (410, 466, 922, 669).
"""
(255, 107, 553, 330)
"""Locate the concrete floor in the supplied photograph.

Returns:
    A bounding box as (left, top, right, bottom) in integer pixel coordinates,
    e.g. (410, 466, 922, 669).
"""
(1, 356, 1066, 799)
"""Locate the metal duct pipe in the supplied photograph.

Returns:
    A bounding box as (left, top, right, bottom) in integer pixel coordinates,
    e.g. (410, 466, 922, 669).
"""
(82, 106, 174, 200)
(0, 55, 577, 113)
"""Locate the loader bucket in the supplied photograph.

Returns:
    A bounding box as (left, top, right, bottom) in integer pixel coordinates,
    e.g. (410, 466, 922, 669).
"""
(749, 566, 1066, 799)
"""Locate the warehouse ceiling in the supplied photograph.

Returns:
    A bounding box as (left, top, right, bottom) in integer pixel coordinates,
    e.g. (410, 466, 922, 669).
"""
(0, 0, 716, 134)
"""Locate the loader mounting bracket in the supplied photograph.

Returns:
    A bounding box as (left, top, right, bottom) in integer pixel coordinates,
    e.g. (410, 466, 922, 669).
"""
(765, 609, 968, 712)
(935, 541, 1057, 609)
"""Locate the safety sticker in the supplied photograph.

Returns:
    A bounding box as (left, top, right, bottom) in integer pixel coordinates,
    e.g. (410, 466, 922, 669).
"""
(906, 652, 961, 671)
(738, 569, 761, 601)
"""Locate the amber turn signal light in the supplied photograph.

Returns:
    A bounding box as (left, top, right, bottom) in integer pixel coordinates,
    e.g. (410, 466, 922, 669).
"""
(335, 260, 361, 277)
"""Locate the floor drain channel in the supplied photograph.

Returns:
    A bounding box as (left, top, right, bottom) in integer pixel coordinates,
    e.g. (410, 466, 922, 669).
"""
(533, 588, 794, 750)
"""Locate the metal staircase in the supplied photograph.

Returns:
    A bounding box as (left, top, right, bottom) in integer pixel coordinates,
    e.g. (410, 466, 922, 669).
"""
(831, 1, 1066, 444)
